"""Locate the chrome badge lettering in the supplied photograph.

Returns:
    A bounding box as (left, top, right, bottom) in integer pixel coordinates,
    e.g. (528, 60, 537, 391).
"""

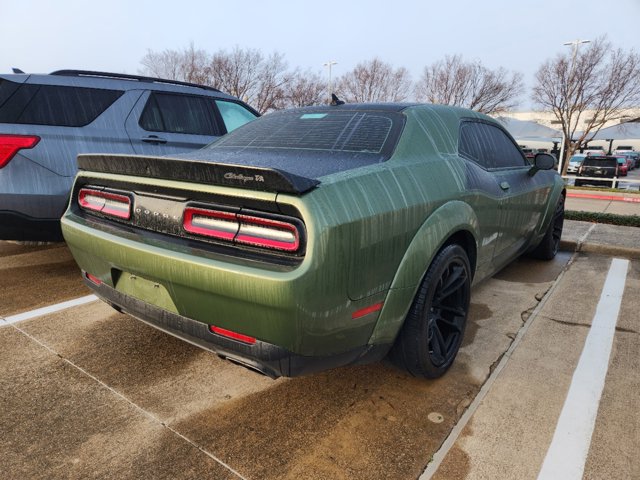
(224, 172, 265, 183)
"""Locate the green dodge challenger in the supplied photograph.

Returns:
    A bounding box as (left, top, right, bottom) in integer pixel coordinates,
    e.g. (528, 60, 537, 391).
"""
(61, 103, 565, 378)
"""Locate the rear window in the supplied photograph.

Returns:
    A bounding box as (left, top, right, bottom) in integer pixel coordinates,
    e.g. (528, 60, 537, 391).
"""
(211, 109, 404, 157)
(0, 83, 123, 127)
(582, 157, 617, 168)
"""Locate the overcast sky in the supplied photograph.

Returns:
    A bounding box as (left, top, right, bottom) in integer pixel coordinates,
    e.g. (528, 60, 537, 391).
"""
(2, 0, 639, 110)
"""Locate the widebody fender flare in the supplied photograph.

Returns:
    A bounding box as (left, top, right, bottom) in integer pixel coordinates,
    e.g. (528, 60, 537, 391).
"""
(366, 200, 479, 346)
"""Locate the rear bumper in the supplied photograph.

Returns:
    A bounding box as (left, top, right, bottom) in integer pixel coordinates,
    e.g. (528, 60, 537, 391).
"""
(85, 274, 389, 378)
(0, 211, 64, 241)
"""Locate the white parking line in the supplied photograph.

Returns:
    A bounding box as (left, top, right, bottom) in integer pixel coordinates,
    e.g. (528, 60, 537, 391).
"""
(1, 294, 98, 326)
(537, 258, 629, 480)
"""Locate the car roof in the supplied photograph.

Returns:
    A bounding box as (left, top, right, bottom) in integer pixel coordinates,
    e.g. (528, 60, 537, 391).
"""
(0, 70, 238, 99)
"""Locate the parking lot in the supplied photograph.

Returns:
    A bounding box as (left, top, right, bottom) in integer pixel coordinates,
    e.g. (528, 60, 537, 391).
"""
(1, 221, 638, 480)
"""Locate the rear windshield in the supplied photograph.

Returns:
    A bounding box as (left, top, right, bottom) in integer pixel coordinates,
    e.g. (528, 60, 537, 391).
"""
(0, 80, 123, 127)
(582, 158, 617, 167)
(209, 109, 404, 158)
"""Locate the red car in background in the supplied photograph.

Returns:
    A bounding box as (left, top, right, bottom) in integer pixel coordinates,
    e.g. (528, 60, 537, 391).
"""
(613, 156, 629, 176)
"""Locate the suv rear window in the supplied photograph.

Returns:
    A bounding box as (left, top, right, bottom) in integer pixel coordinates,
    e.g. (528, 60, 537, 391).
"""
(0, 83, 123, 127)
(212, 109, 403, 156)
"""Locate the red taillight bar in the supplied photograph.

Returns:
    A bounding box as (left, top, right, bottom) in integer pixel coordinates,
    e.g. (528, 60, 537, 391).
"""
(0, 134, 40, 168)
(78, 188, 131, 219)
(183, 207, 301, 253)
(183, 207, 238, 240)
(209, 325, 256, 345)
(236, 214, 300, 252)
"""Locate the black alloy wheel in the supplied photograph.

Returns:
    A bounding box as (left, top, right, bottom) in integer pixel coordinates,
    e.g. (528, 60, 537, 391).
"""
(391, 244, 471, 379)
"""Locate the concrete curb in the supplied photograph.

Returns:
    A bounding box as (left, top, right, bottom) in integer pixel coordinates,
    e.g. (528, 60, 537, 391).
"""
(560, 240, 640, 260)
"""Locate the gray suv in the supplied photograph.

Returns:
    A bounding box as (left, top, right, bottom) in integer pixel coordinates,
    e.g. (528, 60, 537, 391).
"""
(0, 70, 259, 241)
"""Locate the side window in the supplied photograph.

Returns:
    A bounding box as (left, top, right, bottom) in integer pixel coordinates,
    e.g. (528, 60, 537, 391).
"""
(459, 121, 527, 169)
(139, 93, 219, 136)
(0, 84, 122, 127)
(485, 125, 528, 169)
(214, 100, 258, 133)
(459, 122, 491, 169)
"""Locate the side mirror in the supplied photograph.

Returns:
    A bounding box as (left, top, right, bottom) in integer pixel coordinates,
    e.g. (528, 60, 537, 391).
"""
(529, 152, 556, 176)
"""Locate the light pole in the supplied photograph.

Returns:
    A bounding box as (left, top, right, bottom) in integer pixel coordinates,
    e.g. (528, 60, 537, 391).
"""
(323, 60, 337, 104)
(559, 39, 591, 173)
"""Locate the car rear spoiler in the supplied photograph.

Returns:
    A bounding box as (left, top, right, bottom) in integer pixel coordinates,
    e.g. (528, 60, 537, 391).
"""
(77, 154, 320, 195)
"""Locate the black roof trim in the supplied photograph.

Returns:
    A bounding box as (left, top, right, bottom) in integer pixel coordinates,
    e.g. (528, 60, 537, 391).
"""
(50, 70, 221, 93)
(77, 154, 320, 195)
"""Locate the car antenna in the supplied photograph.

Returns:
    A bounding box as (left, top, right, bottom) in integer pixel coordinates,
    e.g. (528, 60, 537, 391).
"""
(12, 68, 25, 74)
(330, 93, 345, 106)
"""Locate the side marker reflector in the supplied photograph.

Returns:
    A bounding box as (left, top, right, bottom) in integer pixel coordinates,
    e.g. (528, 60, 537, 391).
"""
(352, 302, 384, 319)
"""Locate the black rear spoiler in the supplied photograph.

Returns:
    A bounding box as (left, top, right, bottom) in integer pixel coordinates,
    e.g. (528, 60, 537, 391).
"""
(77, 154, 320, 195)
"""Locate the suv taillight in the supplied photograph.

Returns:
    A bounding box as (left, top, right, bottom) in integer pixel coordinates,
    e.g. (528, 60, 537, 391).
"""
(0, 134, 40, 168)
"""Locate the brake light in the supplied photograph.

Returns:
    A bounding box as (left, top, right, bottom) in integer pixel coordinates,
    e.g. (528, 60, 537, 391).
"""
(183, 207, 300, 252)
(209, 325, 256, 345)
(183, 207, 238, 240)
(0, 134, 40, 168)
(78, 188, 131, 219)
(236, 214, 299, 252)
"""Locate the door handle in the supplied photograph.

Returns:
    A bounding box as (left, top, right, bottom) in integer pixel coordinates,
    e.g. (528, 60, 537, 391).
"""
(141, 135, 167, 144)
(500, 181, 510, 191)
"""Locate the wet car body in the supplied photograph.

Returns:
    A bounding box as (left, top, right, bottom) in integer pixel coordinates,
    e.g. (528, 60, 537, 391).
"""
(61, 104, 565, 378)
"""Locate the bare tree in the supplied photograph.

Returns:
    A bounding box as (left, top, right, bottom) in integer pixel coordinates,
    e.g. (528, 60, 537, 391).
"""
(280, 69, 326, 108)
(140, 45, 291, 113)
(336, 58, 412, 102)
(208, 47, 290, 113)
(532, 36, 640, 173)
(139, 43, 211, 84)
(415, 55, 523, 115)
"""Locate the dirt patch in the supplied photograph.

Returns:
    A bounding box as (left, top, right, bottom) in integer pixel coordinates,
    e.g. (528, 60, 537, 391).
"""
(0, 260, 89, 316)
(19, 302, 275, 422)
(431, 445, 471, 480)
(0, 327, 238, 480)
(0, 241, 62, 258)
(174, 361, 482, 480)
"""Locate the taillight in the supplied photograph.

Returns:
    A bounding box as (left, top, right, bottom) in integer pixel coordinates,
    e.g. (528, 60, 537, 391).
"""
(183, 207, 301, 253)
(183, 207, 238, 240)
(236, 214, 299, 252)
(0, 134, 40, 168)
(78, 188, 131, 219)
(209, 325, 256, 345)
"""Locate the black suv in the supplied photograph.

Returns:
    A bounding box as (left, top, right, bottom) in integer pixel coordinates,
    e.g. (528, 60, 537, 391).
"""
(0, 70, 259, 241)
(574, 156, 619, 188)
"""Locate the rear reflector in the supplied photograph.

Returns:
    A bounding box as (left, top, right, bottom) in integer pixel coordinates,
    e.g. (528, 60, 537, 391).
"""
(209, 325, 256, 345)
(0, 134, 40, 168)
(78, 188, 131, 219)
(352, 302, 384, 319)
(183, 207, 300, 253)
(85, 272, 102, 285)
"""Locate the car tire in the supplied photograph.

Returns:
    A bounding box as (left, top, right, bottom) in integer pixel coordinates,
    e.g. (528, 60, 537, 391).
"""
(390, 244, 471, 379)
(529, 194, 565, 260)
